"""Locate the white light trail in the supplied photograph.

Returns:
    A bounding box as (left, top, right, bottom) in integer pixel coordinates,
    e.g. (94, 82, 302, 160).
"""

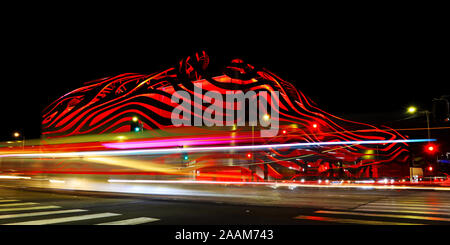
(0, 176, 31, 180)
(107, 179, 450, 191)
(0, 139, 435, 159)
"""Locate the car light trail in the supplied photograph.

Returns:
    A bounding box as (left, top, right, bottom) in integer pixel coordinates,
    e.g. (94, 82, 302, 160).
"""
(0, 138, 435, 159)
(102, 136, 250, 149)
(0, 176, 31, 180)
(106, 179, 450, 191)
(49, 179, 66, 184)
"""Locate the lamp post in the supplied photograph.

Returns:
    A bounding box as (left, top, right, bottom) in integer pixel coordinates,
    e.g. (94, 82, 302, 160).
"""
(262, 114, 271, 181)
(407, 106, 436, 178)
(13, 131, 24, 150)
(407, 106, 431, 141)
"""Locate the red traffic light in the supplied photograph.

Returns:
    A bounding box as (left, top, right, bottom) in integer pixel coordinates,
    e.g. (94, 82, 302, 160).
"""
(428, 166, 433, 171)
(247, 153, 252, 159)
(426, 144, 437, 153)
(282, 130, 287, 135)
(312, 123, 318, 129)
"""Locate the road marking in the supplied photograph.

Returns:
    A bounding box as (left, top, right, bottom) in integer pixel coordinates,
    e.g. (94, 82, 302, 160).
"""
(0, 202, 38, 207)
(96, 217, 160, 225)
(315, 210, 450, 222)
(361, 205, 450, 212)
(381, 200, 450, 203)
(5, 213, 121, 225)
(0, 200, 20, 203)
(374, 201, 450, 206)
(355, 208, 450, 216)
(294, 215, 424, 225)
(0, 209, 87, 220)
(368, 202, 450, 208)
(379, 197, 450, 203)
(0, 206, 61, 213)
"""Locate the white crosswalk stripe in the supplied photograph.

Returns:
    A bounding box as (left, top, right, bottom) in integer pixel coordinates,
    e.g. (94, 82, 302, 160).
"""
(0, 206, 61, 213)
(96, 217, 160, 225)
(5, 213, 122, 225)
(359, 205, 450, 212)
(376, 200, 450, 205)
(0, 209, 87, 220)
(315, 210, 450, 222)
(0, 199, 157, 225)
(366, 202, 450, 208)
(0, 202, 38, 207)
(294, 195, 450, 225)
(0, 200, 20, 203)
(376, 200, 450, 204)
(294, 215, 424, 225)
(355, 208, 450, 216)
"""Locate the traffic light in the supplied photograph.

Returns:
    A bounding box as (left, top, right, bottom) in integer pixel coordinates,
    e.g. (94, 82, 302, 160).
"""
(247, 153, 252, 159)
(130, 117, 144, 133)
(181, 152, 190, 167)
(426, 144, 437, 154)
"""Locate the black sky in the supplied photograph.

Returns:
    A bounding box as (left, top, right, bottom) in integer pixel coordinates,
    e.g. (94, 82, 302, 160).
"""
(1, 18, 447, 141)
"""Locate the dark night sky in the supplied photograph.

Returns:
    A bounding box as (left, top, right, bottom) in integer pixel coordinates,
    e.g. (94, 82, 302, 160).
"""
(1, 18, 447, 141)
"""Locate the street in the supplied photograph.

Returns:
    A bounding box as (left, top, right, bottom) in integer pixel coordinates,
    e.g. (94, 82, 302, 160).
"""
(1, 185, 450, 225)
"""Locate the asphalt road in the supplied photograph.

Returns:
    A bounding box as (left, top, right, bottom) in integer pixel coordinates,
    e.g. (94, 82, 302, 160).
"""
(1, 186, 450, 226)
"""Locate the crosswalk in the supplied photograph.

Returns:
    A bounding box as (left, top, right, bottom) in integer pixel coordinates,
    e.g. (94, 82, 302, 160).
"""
(4, 195, 450, 225)
(0, 199, 160, 225)
(294, 197, 450, 225)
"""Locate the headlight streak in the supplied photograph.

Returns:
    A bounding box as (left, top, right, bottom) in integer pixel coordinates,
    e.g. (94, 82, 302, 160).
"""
(49, 179, 66, 184)
(83, 157, 183, 174)
(0, 139, 435, 159)
(102, 136, 251, 149)
(106, 179, 450, 191)
(0, 176, 31, 180)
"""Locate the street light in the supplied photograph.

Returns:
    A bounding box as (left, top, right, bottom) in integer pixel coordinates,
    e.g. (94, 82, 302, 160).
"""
(13, 131, 24, 149)
(407, 106, 431, 141)
(407, 106, 417, 114)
